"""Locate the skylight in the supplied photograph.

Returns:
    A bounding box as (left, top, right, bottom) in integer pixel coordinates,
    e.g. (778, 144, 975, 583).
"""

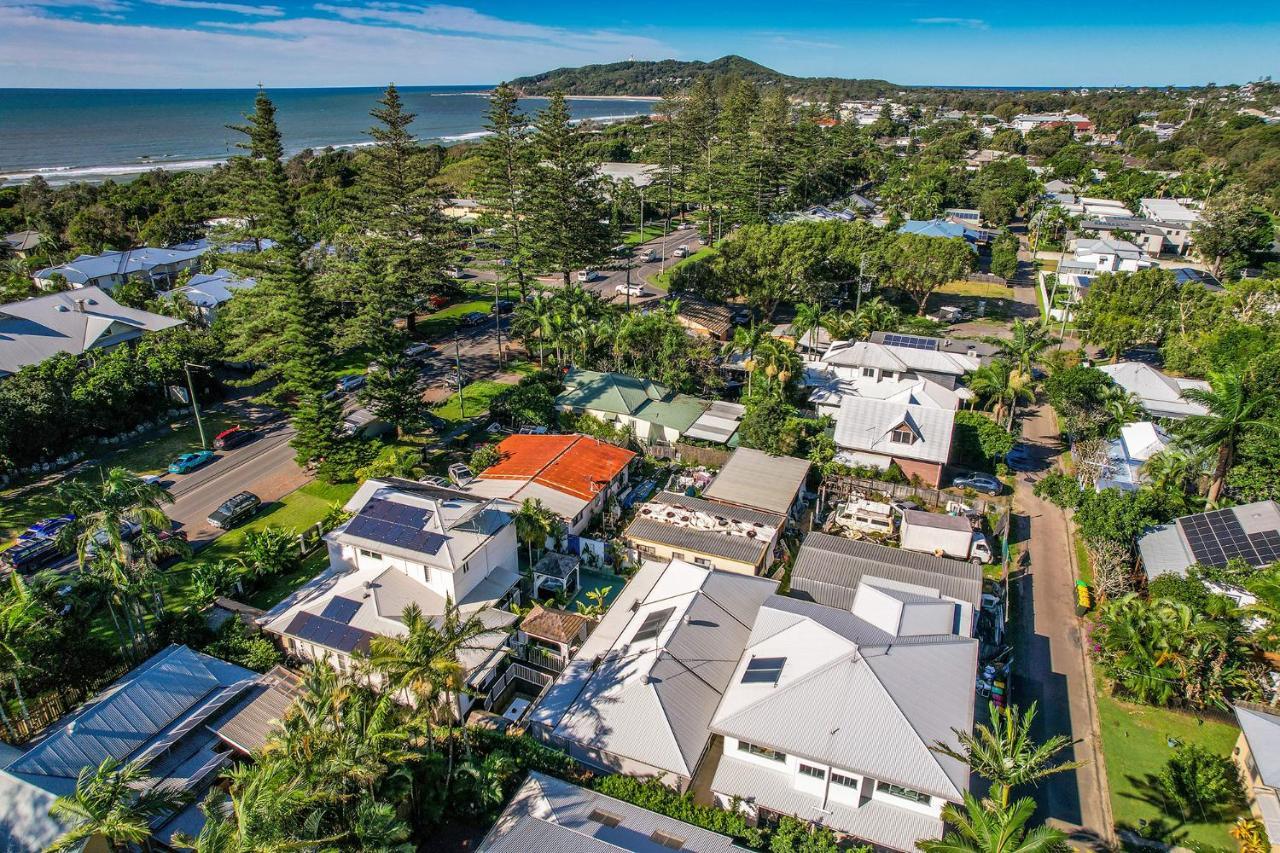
(632, 606, 676, 643)
(741, 656, 786, 685)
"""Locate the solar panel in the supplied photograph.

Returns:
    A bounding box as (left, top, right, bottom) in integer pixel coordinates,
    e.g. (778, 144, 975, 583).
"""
(632, 606, 676, 643)
(1179, 509, 1278, 568)
(741, 656, 787, 685)
(362, 498, 431, 528)
(287, 612, 376, 654)
(345, 510, 446, 556)
(320, 596, 362, 625)
(881, 333, 941, 351)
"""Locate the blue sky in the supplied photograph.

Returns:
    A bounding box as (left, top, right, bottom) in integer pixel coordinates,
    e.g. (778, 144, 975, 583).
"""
(1, 0, 1277, 88)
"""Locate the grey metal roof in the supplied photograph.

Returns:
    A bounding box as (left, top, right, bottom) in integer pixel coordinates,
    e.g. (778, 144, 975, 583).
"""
(869, 331, 999, 360)
(711, 594, 977, 801)
(1139, 500, 1280, 581)
(684, 401, 746, 444)
(1097, 362, 1210, 420)
(650, 491, 784, 527)
(791, 532, 983, 610)
(711, 754, 943, 852)
(1235, 705, 1280, 789)
(211, 666, 302, 754)
(480, 771, 739, 853)
(624, 517, 770, 565)
(901, 509, 971, 533)
(832, 396, 955, 464)
(702, 448, 811, 515)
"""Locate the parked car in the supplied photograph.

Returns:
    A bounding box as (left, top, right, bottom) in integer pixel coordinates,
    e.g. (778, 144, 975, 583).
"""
(17, 514, 76, 543)
(611, 244, 629, 258)
(638, 248, 657, 263)
(168, 450, 215, 474)
(213, 425, 256, 450)
(672, 245, 688, 258)
(490, 299, 515, 314)
(334, 374, 366, 394)
(208, 492, 261, 529)
(417, 294, 450, 311)
(145, 530, 189, 566)
(615, 282, 645, 298)
(445, 266, 466, 278)
(951, 472, 1002, 495)
(576, 269, 600, 282)
(403, 341, 434, 360)
(697, 235, 708, 246)
(1, 537, 64, 574)
(459, 311, 489, 327)
(1005, 444, 1035, 471)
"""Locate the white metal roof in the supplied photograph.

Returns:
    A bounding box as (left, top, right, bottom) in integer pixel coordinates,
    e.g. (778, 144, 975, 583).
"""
(832, 396, 955, 464)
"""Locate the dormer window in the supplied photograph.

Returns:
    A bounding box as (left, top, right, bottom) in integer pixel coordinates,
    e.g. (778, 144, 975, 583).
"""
(890, 424, 917, 445)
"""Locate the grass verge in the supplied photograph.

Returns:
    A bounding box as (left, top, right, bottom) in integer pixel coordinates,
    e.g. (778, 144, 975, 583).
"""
(937, 279, 1014, 299)
(1095, 682, 1243, 850)
(652, 247, 716, 289)
(623, 224, 666, 245)
(430, 363, 533, 424)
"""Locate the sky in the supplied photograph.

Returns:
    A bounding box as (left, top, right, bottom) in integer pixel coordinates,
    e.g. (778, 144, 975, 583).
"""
(1, 0, 1278, 89)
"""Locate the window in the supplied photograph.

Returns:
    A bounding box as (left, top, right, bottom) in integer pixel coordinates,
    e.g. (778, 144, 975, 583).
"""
(798, 764, 826, 780)
(862, 367, 876, 378)
(890, 425, 916, 445)
(878, 781, 931, 805)
(358, 548, 382, 560)
(636, 544, 656, 556)
(671, 551, 685, 561)
(693, 557, 712, 568)
(737, 740, 786, 763)
(831, 772, 858, 790)
(460, 561, 470, 574)
(650, 830, 685, 850)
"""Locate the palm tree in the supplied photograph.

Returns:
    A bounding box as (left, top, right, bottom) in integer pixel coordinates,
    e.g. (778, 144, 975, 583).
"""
(749, 337, 802, 394)
(512, 294, 554, 369)
(1140, 448, 1204, 514)
(0, 572, 53, 724)
(1179, 370, 1279, 503)
(174, 761, 338, 852)
(722, 323, 767, 395)
(917, 795, 1067, 853)
(513, 498, 553, 568)
(355, 446, 426, 481)
(791, 302, 832, 352)
(930, 702, 1082, 808)
(47, 758, 190, 852)
(999, 319, 1053, 377)
(1101, 386, 1144, 436)
(969, 360, 1035, 430)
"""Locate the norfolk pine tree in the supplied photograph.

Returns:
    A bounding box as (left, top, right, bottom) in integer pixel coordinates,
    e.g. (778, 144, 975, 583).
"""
(472, 83, 535, 297)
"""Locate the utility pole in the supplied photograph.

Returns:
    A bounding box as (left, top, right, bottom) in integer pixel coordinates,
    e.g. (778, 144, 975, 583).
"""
(183, 362, 209, 449)
(453, 334, 465, 420)
(493, 277, 504, 369)
(856, 255, 870, 313)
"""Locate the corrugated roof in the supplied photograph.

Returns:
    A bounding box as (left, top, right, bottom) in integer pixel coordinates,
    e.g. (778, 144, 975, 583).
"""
(702, 447, 811, 515)
(791, 532, 982, 610)
(1097, 362, 1210, 420)
(674, 295, 734, 337)
(901, 509, 971, 533)
(556, 369, 710, 432)
(832, 396, 955, 464)
(480, 434, 635, 501)
(624, 517, 770, 565)
(822, 340, 980, 377)
(1235, 705, 1280, 789)
(210, 666, 302, 754)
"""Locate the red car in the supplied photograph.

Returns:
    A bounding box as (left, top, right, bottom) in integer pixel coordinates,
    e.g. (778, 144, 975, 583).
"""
(213, 425, 256, 450)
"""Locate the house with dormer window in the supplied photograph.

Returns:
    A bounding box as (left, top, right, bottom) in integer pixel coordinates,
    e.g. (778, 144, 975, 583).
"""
(831, 397, 956, 486)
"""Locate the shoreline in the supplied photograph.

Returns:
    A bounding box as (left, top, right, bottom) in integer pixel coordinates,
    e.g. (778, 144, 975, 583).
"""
(460, 90, 662, 102)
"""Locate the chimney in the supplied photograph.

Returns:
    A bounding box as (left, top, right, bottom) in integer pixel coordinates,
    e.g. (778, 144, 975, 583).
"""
(73, 298, 86, 313)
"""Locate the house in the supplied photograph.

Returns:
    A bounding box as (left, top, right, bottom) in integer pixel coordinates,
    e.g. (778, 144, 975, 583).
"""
(771, 322, 835, 356)
(1096, 362, 1210, 420)
(0, 286, 183, 378)
(465, 433, 636, 535)
(3, 230, 41, 258)
(701, 446, 811, 518)
(527, 558, 777, 791)
(161, 268, 254, 322)
(479, 771, 739, 853)
(897, 218, 982, 247)
(1067, 238, 1156, 273)
(816, 339, 981, 390)
(0, 645, 280, 853)
(1078, 218, 1169, 256)
(790, 531, 983, 619)
(672, 294, 736, 340)
(518, 605, 592, 667)
(1093, 421, 1172, 492)
(1232, 705, 1280, 850)
(555, 368, 713, 447)
(442, 198, 484, 220)
(34, 238, 267, 291)
(832, 396, 955, 487)
(1140, 197, 1202, 227)
(868, 331, 999, 361)
(625, 492, 786, 576)
(808, 372, 965, 418)
(1053, 195, 1133, 221)
(258, 478, 521, 712)
(708, 591, 978, 851)
(1137, 501, 1280, 603)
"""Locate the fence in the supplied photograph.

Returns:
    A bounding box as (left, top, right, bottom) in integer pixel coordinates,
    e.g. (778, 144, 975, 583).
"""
(817, 475, 1003, 518)
(965, 272, 1009, 286)
(642, 443, 732, 468)
(482, 662, 554, 711)
(514, 643, 569, 674)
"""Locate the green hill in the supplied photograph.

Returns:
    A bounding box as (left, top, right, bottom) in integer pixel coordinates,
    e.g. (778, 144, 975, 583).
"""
(506, 55, 900, 100)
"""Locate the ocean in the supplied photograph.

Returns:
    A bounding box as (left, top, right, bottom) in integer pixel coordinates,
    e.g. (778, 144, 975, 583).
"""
(0, 86, 656, 186)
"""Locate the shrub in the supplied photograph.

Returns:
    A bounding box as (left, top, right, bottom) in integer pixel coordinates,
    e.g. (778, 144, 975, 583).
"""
(953, 410, 1015, 471)
(593, 776, 762, 846)
(201, 618, 282, 672)
(1158, 743, 1244, 823)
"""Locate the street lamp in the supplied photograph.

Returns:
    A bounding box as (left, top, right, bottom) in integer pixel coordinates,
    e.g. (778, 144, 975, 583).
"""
(182, 362, 209, 449)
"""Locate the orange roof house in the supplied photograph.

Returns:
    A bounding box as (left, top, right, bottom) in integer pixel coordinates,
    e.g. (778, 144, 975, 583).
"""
(465, 434, 636, 533)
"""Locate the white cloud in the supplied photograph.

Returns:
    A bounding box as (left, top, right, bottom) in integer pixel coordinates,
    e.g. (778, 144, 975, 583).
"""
(0, 4, 673, 87)
(0, 0, 130, 12)
(911, 17, 989, 30)
(147, 0, 284, 16)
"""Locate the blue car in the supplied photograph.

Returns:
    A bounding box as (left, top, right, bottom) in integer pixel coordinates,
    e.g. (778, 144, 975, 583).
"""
(17, 514, 76, 543)
(168, 450, 215, 474)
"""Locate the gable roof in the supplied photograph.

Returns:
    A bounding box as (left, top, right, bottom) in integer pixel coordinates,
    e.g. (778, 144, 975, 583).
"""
(790, 532, 983, 610)
(712, 594, 976, 801)
(1096, 362, 1210, 419)
(478, 434, 636, 502)
(162, 268, 254, 308)
(832, 397, 955, 465)
(0, 286, 183, 376)
(684, 400, 746, 445)
(821, 340, 980, 377)
(701, 447, 811, 515)
(1139, 500, 1280, 581)
(557, 369, 711, 432)
(480, 771, 738, 853)
(674, 294, 734, 337)
(521, 605, 591, 645)
(529, 559, 778, 780)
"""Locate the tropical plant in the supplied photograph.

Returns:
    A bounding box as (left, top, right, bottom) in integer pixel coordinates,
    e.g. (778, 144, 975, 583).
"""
(1179, 369, 1279, 503)
(356, 445, 428, 482)
(969, 360, 1035, 430)
(999, 319, 1053, 376)
(235, 527, 299, 581)
(1231, 817, 1271, 853)
(47, 758, 190, 852)
(513, 498, 555, 568)
(575, 586, 612, 618)
(1157, 743, 1244, 824)
(916, 794, 1067, 853)
(931, 702, 1082, 808)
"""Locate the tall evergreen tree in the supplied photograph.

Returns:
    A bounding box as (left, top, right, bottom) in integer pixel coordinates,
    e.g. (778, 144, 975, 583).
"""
(472, 83, 535, 297)
(716, 79, 760, 226)
(526, 92, 612, 286)
(679, 80, 719, 235)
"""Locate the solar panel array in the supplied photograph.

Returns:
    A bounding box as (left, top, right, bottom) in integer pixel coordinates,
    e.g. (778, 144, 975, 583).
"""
(741, 656, 787, 685)
(1179, 509, 1280, 568)
(320, 596, 362, 625)
(286, 611, 376, 654)
(632, 606, 676, 643)
(881, 333, 941, 351)
(345, 498, 445, 555)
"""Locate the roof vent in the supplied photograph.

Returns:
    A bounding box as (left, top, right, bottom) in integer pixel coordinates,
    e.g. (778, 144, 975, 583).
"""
(73, 298, 86, 312)
(55, 304, 69, 312)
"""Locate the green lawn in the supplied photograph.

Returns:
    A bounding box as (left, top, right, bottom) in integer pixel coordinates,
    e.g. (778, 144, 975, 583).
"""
(1, 411, 240, 546)
(415, 299, 495, 341)
(1096, 684, 1244, 850)
(622, 224, 666, 245)
(1035, 276, 1049, 321)
(430, 362, 534, 423)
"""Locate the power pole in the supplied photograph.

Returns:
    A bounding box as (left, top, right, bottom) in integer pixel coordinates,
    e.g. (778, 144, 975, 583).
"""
(493, 277, 504, 369)
(453, 334, 465, 420)
(183, 362, 209, 449)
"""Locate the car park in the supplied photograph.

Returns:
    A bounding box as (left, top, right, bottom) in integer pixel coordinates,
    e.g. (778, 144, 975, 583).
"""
(615, 282, 645, 298)
(168, 450, 215, 474)
(576, 269, 600, 282)
(951, 472, 1003, 495)
(18, 514, 76, 543)
(208, 491, 261, 529)
(213, 425, 256, 450)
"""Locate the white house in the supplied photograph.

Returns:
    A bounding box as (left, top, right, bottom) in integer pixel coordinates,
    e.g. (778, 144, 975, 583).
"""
(34, 238, 268, 292)
(1096, 362, 1210, 420)
(709, 589, 978, 851)
(1094, 421, 1172, 492)
(160, 268, 254, 323)
(815, 339, 980, 390)
(831, 396, 956, 487)
(1069, 237, 1156, 273)
(1140, 197, 1202, 227)
(258, 478, 521, 712)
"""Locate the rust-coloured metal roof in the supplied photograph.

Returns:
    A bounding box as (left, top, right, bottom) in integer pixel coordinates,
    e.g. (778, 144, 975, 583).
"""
(479, 434, 635, 501)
